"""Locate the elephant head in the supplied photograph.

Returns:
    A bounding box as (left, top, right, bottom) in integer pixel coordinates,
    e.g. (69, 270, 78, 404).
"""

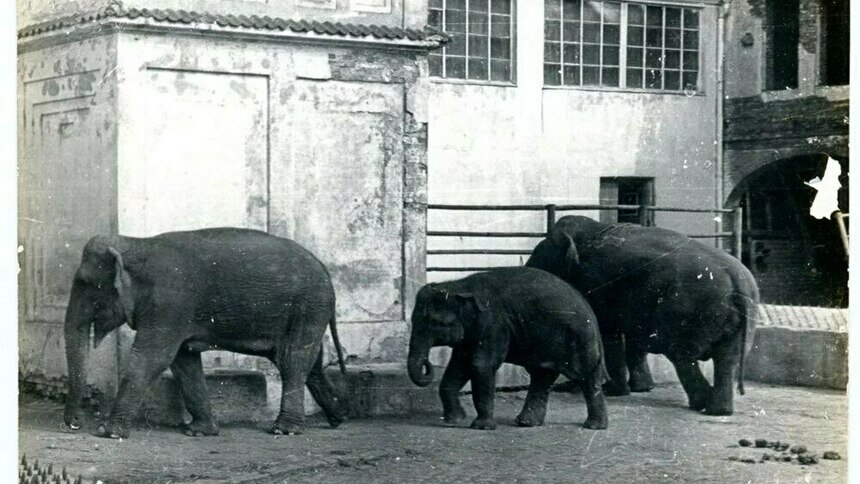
(64, 236, 135, 429)
(407, 284, 488, 387)
(527, 215, 604, 279)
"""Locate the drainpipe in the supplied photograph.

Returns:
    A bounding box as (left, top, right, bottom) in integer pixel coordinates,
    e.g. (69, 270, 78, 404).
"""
(715, 1, 730, 246)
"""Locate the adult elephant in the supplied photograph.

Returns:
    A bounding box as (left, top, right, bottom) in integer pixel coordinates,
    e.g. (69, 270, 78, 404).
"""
(64, 228, 348, 439)
(526, 215, 758, 415)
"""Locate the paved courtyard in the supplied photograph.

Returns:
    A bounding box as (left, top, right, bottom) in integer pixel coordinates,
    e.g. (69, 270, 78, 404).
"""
(19, 382, 847, 483)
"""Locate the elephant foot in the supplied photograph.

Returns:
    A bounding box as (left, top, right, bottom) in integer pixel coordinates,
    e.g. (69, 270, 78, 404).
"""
(64, 408, 84, 431)
(602, 380, 631, 397)
(514, 413, 545, 427)
(326, 413, 347, 429)
(687, 390, 711, 412)
(182, 420, 220, 437)
(96, 422, 129, 439)
(469, 418, 497, 430)
(704, 399, 734, 416)
(583, 415, 608, 430)
(443, 408, 468, 425)
(270, 418, 304, 436)
(628, 376, 654, 393)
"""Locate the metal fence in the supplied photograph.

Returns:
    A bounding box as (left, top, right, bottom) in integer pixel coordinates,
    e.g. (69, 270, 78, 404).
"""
(427, 204, 743, 273)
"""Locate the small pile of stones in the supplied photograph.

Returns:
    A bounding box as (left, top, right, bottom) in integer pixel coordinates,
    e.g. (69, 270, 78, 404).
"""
(18, 454, 85, 484)
(729, 438, 842, 466)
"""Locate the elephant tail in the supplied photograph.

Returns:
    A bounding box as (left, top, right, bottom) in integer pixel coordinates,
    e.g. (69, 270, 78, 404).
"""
(735, 292, 758, 396)
(329, 316, 348, 375)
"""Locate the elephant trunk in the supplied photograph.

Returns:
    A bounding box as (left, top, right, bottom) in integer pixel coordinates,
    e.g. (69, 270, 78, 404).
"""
(64, 281, 91, 430)
(407, 335, 435, 387)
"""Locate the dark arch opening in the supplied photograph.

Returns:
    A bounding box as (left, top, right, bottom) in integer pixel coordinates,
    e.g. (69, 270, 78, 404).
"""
(725, 154, 848, 307)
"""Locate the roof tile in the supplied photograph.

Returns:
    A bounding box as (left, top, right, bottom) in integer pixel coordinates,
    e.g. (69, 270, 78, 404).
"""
(18, 2, 448, 44)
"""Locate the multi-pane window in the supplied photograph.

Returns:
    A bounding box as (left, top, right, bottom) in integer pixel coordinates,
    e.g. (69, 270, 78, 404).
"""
(544, 0, 700, 92)
(428, 0, 515, 82)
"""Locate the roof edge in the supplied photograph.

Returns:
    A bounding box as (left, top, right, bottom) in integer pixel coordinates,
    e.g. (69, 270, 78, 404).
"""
(18, 2, 448, 49)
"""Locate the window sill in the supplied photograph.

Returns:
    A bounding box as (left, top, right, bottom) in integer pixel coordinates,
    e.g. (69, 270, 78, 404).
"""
(542, 85, 705, 97)
(761, 85, 849, 102)
(429, 77, 517, 88)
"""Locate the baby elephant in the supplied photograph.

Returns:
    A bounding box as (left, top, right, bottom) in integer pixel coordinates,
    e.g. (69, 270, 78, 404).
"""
(407, 267, 608, 430)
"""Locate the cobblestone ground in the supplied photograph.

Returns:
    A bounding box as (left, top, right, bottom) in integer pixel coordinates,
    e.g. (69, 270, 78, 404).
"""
(19, 383, 847, 483)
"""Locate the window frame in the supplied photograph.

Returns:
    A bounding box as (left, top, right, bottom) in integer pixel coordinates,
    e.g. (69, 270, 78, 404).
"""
(543, 0, 703, 95)
(428, 0, 518, 85)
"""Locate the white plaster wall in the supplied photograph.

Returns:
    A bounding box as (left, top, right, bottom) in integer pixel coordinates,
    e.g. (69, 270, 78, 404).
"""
(18, 34, 121, 392)
(427, 2, 722, 280)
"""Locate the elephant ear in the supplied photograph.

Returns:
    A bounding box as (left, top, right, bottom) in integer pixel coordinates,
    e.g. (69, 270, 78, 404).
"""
(551, 229, 580, 266)
(107, 246, 135, 327)
(455, 292, 489, 312)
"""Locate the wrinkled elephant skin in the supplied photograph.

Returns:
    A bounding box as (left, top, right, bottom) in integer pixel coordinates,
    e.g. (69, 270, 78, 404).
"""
(408, 267, 609, 431)
(64, 228, 348, 439)
(527, 216, 759, 416)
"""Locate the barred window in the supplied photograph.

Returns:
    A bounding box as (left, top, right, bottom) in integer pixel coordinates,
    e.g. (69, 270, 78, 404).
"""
(544, 0, 700, 92)
(428, 0, 515, 82)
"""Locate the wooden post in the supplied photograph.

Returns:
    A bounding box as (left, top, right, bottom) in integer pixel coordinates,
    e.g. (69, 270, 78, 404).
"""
(546, 204, 557, 235)
(732, 206, 743, 260)
(638, 204, 649, 227)
(834, 212, 849, 256)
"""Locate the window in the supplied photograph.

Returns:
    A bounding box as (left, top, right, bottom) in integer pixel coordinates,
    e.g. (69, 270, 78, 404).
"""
(544, 0, 700, 92)
(821, 0, 849, 86)
(599, 177, 655, 225)
(765, 0, 799, 90)
(428, 0, 515, 82)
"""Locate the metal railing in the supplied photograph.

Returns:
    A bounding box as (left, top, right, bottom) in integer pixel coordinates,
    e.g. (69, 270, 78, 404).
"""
(834, 211, 849, 256)
(427, 203, 743, 272)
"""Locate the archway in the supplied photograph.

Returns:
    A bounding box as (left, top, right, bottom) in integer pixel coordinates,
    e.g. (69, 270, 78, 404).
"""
(725, 154, 848, 307)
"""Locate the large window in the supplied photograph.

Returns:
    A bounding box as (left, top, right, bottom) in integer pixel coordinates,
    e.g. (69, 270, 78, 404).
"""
(822, 0, 849, 86)
(544, 0, 700, 92)
(428, 0, 515, 82)
(765, 0, 799, 90)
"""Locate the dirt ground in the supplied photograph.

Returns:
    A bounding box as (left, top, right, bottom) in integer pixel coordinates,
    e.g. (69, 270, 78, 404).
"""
(18, 382, 847, 483)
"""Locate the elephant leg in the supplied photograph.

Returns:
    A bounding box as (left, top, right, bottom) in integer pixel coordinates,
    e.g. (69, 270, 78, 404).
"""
(439, 350, 470, 424)
(270, 311, 323, 435)
(304, 348, 348, 428)
(601, 333, 630, 396)
(626, 345, 654, 393)
(170, 348, 219, 437)
(515, 368, 559, 427)
(100, 331, 183, 438)
(705, 337, 742, 416)
(668, 356, 711, 412)
(469, 362, 499, 430)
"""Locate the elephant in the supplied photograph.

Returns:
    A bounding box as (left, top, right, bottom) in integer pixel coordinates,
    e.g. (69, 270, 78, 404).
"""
(526, 215, 759, 416)
(63, 228, 348, 439)
(407, 267, 608, 431)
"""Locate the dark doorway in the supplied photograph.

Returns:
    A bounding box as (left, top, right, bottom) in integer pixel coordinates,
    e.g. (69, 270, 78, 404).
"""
(599, 177, 655, 225)
(765, 0, 800, 90)
(736, 155, 848, 307)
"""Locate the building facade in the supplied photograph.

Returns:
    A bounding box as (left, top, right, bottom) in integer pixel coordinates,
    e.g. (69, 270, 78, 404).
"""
(18, 0, 849, 400)
(18, 0, 438, 398)
(722, 0, 849, 307)
(424, 0, 727, 277)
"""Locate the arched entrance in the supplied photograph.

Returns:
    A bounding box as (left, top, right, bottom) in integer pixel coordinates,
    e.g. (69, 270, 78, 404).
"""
(725, 154, 848, 307)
